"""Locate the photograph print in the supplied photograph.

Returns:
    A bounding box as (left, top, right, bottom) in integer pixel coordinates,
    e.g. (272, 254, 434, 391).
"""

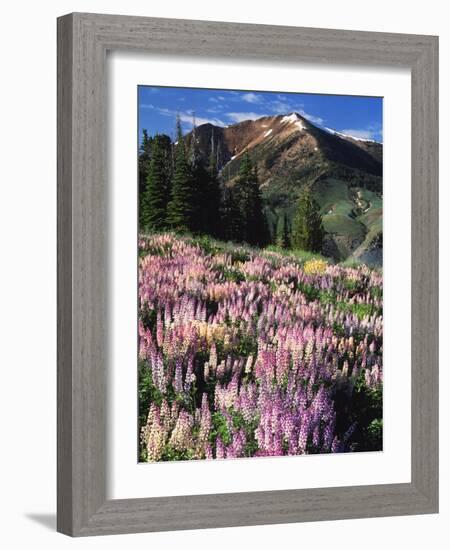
(138, 86, 383, 462)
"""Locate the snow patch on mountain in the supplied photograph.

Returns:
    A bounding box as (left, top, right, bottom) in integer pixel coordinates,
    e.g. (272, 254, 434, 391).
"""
(281, 113, 300, 124)
(280, 113, 306, 132)
(263, 129, 273, 137)
(324, 127, 380, 144)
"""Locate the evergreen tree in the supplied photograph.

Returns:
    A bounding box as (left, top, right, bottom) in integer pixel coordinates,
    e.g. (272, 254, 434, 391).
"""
(187, 114, 212, 234)
(276, 213, 291, 249)
(220, 185, 243, 242)
(140, 134, 171, 231)
(179, 121, 223, 237)
(202, 129, 222, 236)
(291, 186, 324, 252)
(167, 116, 195, 232)
(138, 129, 153, 196)
(234, 152, 269, 246)
(191, 162, 212, 234)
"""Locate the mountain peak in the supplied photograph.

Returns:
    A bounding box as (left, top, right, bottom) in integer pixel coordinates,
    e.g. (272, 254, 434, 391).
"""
(278, 112, 308, 132)
(181, 109, 382, 263)
(185, 110, 381, 178)
(280, 112, 300, 122)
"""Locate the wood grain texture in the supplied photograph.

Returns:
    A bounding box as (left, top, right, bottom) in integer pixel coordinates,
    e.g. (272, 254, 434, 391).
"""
(57, 13, 74, 535)
(57, 12, 439, 536)
(410, 36, 439, 506)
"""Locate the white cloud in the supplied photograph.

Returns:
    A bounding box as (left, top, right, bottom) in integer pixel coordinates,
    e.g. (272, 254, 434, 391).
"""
(141, 104, 225, 128)
(226, 112, 267, 123)
(180, 113, 226, 127)
(241, 92, 262, 104)
(209, 96, 227, 103)
(142, 87, 160, 94)
(340, 128, 378, 140)
(269, 100, 292, 113)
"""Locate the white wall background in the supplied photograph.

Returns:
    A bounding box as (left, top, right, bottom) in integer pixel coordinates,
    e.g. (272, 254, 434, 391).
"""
(0, 1, 447, 547)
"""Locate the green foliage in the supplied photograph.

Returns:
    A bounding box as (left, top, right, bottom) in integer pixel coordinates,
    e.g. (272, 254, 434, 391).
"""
(160, 445, 195, 462)
(297, 282, 320, 301)
(231, 152, 269, 246)
(138, 129, 153, 195)
(275, 213, 291, 249)
(138, 360, 154, 430)
(167, 117, 197, 232)
(215, 266, 246, 283)
(186, 123, 222, 236)
(220, 185, 244, 242)
(366, 418, 383, 449)
(140, 134, 172, 230)
(210, 412, 232, 446)
(265, 245, 329, 265)
(292, 185, 325, 253)
(317, 285, 381, 320)
(230, 409, 260, 456)
(334, 374, 382, 452)
(322, 214, 365, 239)
(337, 301, 379, 320)
(198, 170, 222, 237)
(234, 329, 259, 357)
(340, 258, 363, 269)
(201, 134, 222, 237)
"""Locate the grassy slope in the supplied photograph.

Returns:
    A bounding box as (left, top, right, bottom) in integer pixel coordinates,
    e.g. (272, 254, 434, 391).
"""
(312, 178, 382, 263)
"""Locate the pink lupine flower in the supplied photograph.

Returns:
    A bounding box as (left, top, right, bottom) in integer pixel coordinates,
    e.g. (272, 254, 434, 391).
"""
(169, 410, 193, 451)
(174, 358, 183, 395)
(138, 233, 383, 462)
(216, 437, 226, 459)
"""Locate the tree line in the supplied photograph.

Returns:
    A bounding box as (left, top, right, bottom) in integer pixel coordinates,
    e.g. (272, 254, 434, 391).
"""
(278, 189, 325, 253)
(139, 116, 324, 252)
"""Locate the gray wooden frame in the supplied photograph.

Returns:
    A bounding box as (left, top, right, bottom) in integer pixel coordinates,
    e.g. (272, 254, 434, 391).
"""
(57, 12, 439, 537)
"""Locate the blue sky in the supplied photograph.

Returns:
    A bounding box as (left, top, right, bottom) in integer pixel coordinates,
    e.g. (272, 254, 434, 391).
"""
(138, 86, 383, 143)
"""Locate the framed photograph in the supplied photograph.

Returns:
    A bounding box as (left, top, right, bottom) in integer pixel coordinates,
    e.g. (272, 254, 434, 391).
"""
(57, 13, 438, 536)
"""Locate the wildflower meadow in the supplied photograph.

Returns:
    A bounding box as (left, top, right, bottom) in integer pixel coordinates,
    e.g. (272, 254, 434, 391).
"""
(138, 233, 383, 462)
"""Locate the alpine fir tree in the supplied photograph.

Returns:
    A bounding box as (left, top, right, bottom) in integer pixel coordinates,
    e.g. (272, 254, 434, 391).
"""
(291, 185, 324, 252)
(140, 134, 171, 232)
(186, 114, 216, 235)
(276, 213, 291, 249)
(138, 129, 153, 198)
(167, 116, 195, 232)
(234, 152, 268, 246)
(221, 184, 243, 242)
(202, 129, 222, 236)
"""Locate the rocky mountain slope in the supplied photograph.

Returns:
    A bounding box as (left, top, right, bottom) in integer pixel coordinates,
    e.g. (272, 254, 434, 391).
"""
(185, 112, 383, 265)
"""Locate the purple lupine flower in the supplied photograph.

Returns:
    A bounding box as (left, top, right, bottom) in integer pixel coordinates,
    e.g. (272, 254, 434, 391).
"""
(174, 358, 183, 395)
(138, 233, 383, 462)
(216, 437, 226, 459)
